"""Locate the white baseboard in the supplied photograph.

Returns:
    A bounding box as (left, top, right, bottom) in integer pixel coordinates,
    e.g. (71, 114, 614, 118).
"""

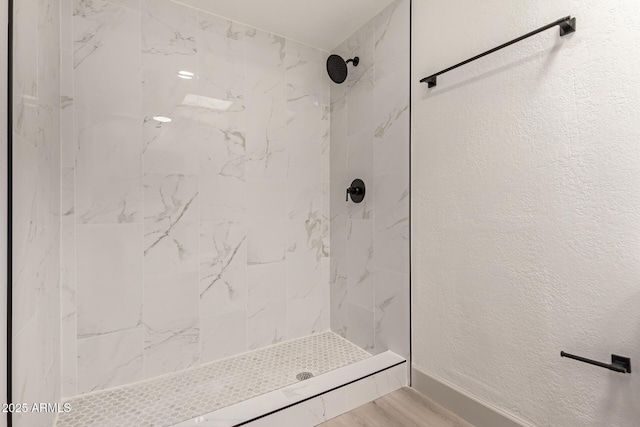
(411, 366, 534, 427)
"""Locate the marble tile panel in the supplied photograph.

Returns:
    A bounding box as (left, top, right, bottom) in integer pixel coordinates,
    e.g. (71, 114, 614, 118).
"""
(200, 310, 247, 363)
(197, 11, 245, 40)
(330, 258, 348, 338)
(373, 172, 409, 273)
(346, 20, 374, 91)
(60, 48, 74, 168)
(245, 91, 286, 181)
(287, 108, 322, 221)
(76, 224, 143, 337)
(347, 79, 374, 137)
(199, 220, 247, 315)
(374, 0, 410, 81)
(247, 261, 286, 309)
(346, 219, 374, 309)
(198, 125, 246, 220)
(143, 173, 199, 274)
(247, 300, 287, 350)
(73, 0, 141, 117)
(197, 24, 245, 102)
(244, 28, 285, 95)
(373, 68, 410, 175)
(247, 179, 286, 264)
(74, 110, 142, 224)
(141, 0, 196, 56)
(287, 220, 323, 300)
(77, 328, 144, 394)
(374, 269, 410, 358)
(286, 54, 322, 111)
(287, 295, 324, 340)
(347, 302, 375, 352)
(144, 271, 200, 378)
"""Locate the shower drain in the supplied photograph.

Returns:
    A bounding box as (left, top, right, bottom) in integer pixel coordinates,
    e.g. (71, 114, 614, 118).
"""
(296, 372, 314, 381)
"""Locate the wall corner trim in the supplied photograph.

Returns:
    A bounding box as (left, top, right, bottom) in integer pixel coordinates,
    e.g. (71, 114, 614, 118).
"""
(411, 366, 534, 427)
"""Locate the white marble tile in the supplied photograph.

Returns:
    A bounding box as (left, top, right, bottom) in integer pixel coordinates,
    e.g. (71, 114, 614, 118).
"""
(104, 0, 140, 9)
(74, 110, 142, 224)
(346, 220, 374, 310)
(77, 328, 144, 394)
(247, 261, 286, 309)
(346, 20, 374, 91)
(245, 91, 286, 180)
(286, 107, 322, 221)
(287, 296, 324, 339)
(285, 39, 324, 64)
(198, 124, 246, 220)
(247, 300, 287, 350)
(322, 105, 330, 179)
(144, 272, 200, 378)
(373, 68, 410, 175)
(73, 0, 141, 117)
(347, 302, 375, 352)
(374, 269, 410, 358)
(61, 310, 77, 397)
(247, 179, 286, 264)
(76, 224, 143, 338)
(286, 220, 323, 300)
(321, 257, 331, 330)
(347, 79, 375, 137)
(330, 258, 348, 338)
(373, 172, 409, 273)
(199, 220, 247, 315)
(197, 23, 245, 102)
(60, 167, 75, 285)
(322, 182, 330, 257)
(286, 54, 322, 111)
(141, 0, 196, 56)
(244, 28, 285, 95)
(141, 49, 198, 120)
(347, 130, 374, 220)
(200, 310, 247, 363)
(143, 173, 199, 274)
(374, 0, 410, 81)
(143, 117, 200, 176)
(60, 48, 74, 168)
(13, 0, 38, 142)
(61, 0, 73, 50)
(197, 11, 245, 40)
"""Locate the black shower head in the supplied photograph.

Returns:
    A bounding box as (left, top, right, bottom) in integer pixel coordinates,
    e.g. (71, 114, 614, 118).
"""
(326, 54, 359, 84)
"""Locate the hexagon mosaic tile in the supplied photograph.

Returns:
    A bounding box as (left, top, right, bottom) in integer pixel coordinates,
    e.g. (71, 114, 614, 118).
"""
(55, 332, 370, 427)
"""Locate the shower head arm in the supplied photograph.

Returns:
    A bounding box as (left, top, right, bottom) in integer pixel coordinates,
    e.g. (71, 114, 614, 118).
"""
(345, 57, 360, 67)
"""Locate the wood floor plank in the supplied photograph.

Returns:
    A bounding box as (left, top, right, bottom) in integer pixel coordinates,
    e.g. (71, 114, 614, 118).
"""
(319, 388, 475, 427)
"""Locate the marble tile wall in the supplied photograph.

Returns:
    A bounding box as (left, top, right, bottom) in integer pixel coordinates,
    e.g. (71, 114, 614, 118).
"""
(60, 0, 330, 396)
(329, 0, 410, 360)
(12, 0, 62, 425)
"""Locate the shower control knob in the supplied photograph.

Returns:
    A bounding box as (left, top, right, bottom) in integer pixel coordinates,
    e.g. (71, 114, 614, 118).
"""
(346, 179, 366, 203)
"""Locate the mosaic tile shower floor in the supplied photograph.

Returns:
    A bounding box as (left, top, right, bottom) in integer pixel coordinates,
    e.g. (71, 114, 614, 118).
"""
(55, 332, 371, 427)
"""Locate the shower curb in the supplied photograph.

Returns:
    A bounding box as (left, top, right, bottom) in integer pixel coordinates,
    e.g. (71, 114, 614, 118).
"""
(172, 351, 407, 427)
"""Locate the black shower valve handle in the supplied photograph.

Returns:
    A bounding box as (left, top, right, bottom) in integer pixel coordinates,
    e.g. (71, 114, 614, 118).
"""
(346, 179, 366, 203)
(346, 186, 362, 201)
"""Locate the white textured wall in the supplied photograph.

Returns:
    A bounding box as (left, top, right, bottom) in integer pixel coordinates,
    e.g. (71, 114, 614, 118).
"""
(1, 2, 7, 426)
(412, 1, 640, 426)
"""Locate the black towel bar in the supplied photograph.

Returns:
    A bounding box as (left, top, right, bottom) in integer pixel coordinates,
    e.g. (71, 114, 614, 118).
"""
(420, 16, 576, 87)
(561, 351, 631, 374)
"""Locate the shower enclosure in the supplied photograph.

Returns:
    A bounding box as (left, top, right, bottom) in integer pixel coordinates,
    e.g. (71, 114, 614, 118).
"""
(6, 0, 410, 425)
